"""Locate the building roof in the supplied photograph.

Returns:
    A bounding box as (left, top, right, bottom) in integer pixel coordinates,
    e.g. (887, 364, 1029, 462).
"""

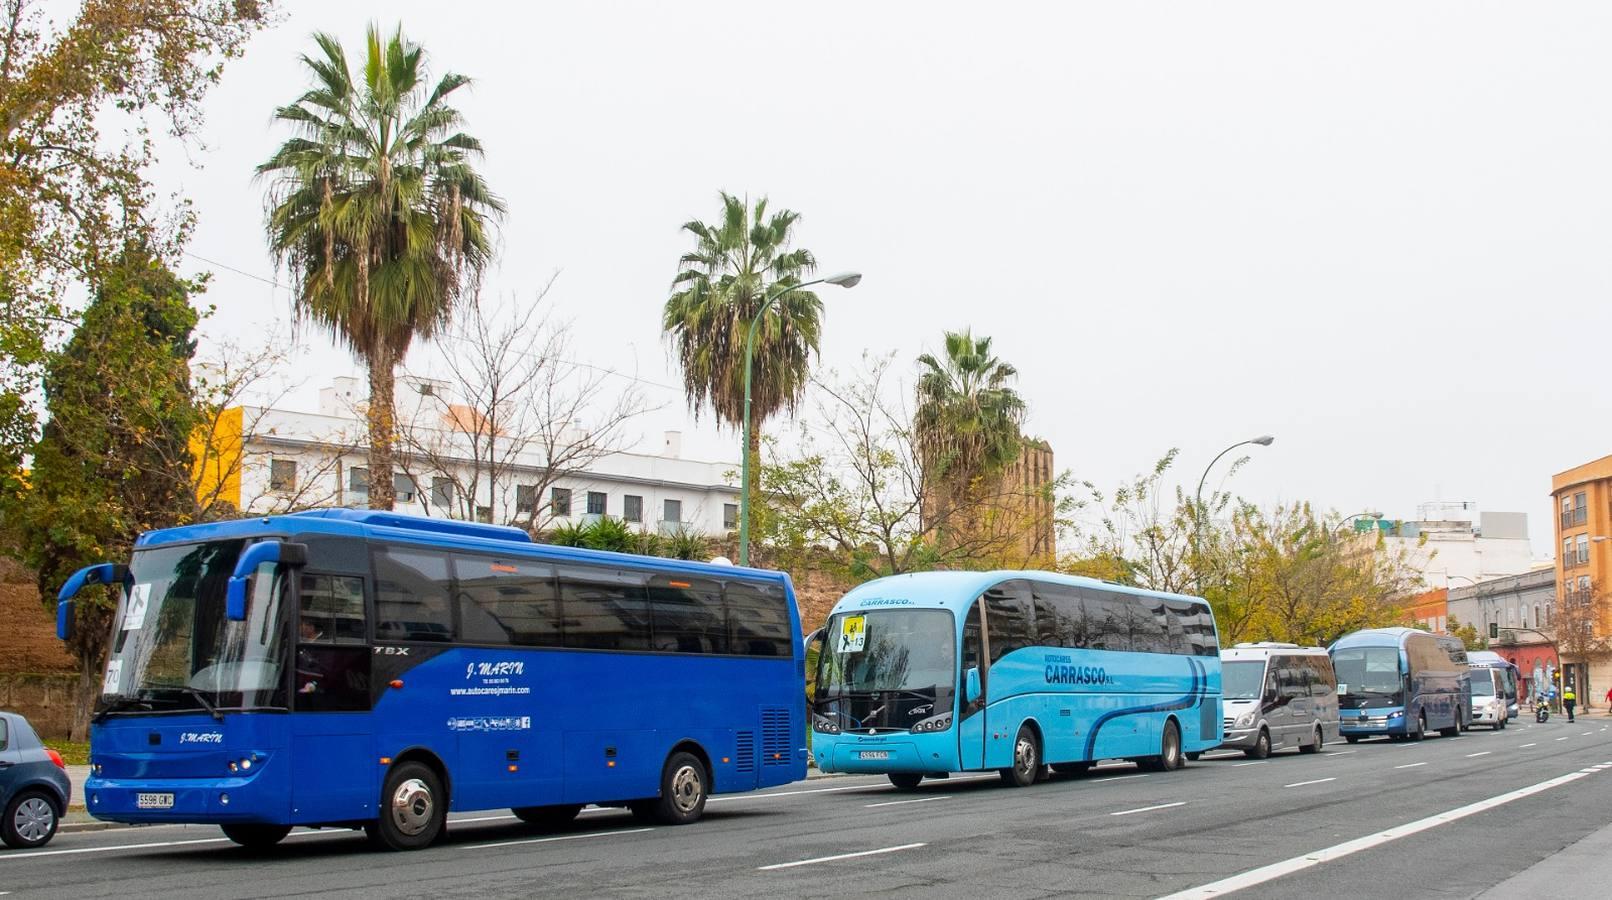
(1551, 453, 1612, 494)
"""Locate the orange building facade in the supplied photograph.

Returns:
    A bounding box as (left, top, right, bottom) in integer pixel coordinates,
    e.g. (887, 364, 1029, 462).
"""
(1550, 454, 1612, 697)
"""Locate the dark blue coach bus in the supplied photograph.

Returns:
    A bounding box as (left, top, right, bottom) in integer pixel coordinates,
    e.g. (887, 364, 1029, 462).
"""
(56, 509, 806, 850)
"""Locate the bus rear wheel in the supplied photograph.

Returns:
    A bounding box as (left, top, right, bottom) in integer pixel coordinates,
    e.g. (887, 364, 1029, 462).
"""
(887, 773, 924, 791)
(221, 823, 292, 850)
(513, 804, 583, 829)
(635, 751, 709, 825)
(368, 761, 446, 851)
(1000, 725, 1042, 787)
(1140, 719, 1184, 771)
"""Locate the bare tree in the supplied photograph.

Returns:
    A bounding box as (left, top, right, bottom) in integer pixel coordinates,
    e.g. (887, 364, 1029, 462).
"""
(399, 285, 653, 531)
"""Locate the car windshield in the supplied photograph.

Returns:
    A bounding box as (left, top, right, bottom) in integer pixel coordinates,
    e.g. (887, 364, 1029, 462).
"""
(98, 540, 290, 716)
(1222, 661, 1267, 700)
(1332, 647, 1404, 707)
(815, 608, 955, 732)
(1471, 674, 1496, 696)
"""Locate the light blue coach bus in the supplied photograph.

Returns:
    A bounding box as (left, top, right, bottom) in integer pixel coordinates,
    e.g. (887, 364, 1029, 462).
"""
(1331, 627, 1470, 742)
(56, 509, 807, 850)
(810, 571, 1222, 788)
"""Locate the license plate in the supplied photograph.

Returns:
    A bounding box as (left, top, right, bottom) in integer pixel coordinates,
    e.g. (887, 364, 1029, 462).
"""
(136, 792, 174, 809)
(859, 750, 890, 760)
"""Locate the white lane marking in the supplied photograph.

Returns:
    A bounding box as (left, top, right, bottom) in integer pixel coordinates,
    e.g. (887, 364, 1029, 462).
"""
(1091, 773, 1151, 782)
(1520, 743, 1537, 748)
(1111, 801, 1187, 817)
(865, 795, 950, 809)
(1324, 750, 1357, 757)
(1466, 752, 1492, 758)
(1395, 762, 1427, 770)
(759, 842, 926, 871)
(1583, 732, 1594, 736)
(1157, 766, 1599, 899)
(0, 836, 230, 860)
(1284, 778, 1335, 788)
(1231, 761, 1266, 768)
(465, 826, 651, 851)
(1556, 737, 1570, 742)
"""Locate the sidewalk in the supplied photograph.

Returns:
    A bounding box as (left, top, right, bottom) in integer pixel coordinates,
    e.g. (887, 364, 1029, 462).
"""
(1478, 819, 1612, 897)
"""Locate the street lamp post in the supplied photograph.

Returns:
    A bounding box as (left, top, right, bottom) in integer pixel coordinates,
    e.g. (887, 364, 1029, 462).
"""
(738, 271, 862, 567)
(1336, 510, 1384, 535)
(1192, 435, 1275, 549)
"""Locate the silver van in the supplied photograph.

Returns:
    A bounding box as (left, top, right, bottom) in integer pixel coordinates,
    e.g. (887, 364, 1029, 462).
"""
(1469, 667, 1509, 729)
(1220, 643, 1341, 758)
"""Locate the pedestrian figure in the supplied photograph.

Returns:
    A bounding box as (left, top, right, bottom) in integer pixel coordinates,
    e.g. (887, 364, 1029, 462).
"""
(1603, 686, 1611, 712)
(1564, 685, 1577, 722)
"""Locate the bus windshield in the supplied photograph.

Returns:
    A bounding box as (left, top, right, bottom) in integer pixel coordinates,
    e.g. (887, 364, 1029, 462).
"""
(815, 609, 955, 733)
(1332, 647, 1403, 709)
(98, 540, 289, 716)
(1471, 674, 1496, 696)
(1221, 661, 1267, 700)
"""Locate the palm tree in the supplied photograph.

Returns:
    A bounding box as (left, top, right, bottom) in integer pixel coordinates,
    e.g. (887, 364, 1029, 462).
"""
(914, 329, 1027, 491)
(662, 192, 822, 493)
(258, 25, 502, 509)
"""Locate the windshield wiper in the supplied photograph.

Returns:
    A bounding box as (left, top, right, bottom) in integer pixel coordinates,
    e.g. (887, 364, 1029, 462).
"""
(92, 695, 154, 723)
(181, 686, 224, 721)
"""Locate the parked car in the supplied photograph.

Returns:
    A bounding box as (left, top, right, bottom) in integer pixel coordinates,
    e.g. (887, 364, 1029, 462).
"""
(0, 712, 71, 849)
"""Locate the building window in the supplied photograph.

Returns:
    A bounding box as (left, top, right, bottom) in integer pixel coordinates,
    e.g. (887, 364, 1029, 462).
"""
(269, 458, 297, 493)
(431, 477, 453, 509)
(723, 503, 738, 530)
(623, 494, 643, 524)
(1577, 534, 1590, 564)
(1574, 492, 1588, 525)
(551, 487, 572, 517)
(1579, 574, 1591, 592)
(348, 466, 369, 503)
(663, 498, 682, 526)
(516, 485, 537, 515)
(1564, 537, 1573, 565)
(394, 473, 417, 503)
(475, 505, 492, 524)
(586, 491, 607, 516)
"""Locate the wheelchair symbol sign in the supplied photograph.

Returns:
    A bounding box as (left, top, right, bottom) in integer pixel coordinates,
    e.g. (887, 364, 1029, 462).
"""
(838, 615, 867, 653)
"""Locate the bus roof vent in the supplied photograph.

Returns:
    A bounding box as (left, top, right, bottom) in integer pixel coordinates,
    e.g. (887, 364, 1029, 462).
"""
(288, 508, 534, 544)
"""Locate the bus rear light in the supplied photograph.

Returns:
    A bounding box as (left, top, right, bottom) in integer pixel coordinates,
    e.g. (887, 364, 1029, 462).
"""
(379, 757, 392, 765)
(607, 761, 615, 768)
(507, 765, 518, 772)
(389, 679, 404, 689)
(721, 757, 730, 764)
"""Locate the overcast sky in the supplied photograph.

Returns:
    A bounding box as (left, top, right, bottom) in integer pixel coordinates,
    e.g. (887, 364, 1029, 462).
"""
(152, 1, 1612, 555)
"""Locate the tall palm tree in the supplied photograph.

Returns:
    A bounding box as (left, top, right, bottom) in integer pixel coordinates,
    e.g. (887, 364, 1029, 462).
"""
(662, 192, 822, 496)
(914, 329, 1027, 490)
(258, 25, 502, 509)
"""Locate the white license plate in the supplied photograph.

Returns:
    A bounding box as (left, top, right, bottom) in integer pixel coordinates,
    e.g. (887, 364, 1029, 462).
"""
(136, 792, 174, 809)
(858, 750, 890, 760)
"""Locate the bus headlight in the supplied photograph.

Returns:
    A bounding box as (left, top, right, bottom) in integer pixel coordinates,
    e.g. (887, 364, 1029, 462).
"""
(911, 713, 952, 733)
(812, 714, 841, 735)
(1388, 710, 1404, 720)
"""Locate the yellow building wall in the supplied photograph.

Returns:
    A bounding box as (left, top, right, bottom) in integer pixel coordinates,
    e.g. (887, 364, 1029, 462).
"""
(190, 406, 243, 513)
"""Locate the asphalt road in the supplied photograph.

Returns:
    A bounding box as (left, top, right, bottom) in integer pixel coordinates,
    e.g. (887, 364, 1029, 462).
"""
(6, 715, 1612, 899)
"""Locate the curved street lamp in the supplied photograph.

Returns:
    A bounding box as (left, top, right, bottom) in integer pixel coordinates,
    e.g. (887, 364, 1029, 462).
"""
(738, 272, 862, 566)
(1336, 510, 1383, 534)
(1194, 435, 1274, 514)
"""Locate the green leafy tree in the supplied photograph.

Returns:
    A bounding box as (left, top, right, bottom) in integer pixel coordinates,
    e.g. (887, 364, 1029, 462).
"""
(0, 0, 270, 486)
(1444, 614, 1487, 651)
(2, 248, 202, 741)
(258, 24, 503, 509)
(662, 193, 822, 498)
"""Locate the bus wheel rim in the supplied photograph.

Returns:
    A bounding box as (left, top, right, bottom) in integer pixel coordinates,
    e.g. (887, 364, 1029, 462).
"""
(390, 778, 434, 836)
(1015, 734, 1035, 776)
(14, 798, 52, 842)
(671, 765, 703, 813)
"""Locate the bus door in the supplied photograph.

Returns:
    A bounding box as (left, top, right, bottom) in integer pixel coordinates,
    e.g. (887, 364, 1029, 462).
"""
(957, 599, 988, 770)
(290, 572, 375, 823)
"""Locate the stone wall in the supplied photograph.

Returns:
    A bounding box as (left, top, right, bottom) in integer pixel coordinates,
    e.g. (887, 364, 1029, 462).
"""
(0, 673, 77, 739)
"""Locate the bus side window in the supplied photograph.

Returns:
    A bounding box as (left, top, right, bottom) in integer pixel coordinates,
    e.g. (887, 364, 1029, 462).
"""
(558, 565, 652, 652)
(648, 575, 727, 654)
(983, 582, 1034, 664)
(373, 547, 455, 643)
(725, 581, 792, 657)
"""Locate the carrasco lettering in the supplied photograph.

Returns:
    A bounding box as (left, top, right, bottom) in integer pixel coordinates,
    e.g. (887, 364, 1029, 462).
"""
(1045, 663, 1112, 686)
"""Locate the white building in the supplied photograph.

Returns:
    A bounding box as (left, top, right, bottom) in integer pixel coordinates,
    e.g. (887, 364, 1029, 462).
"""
(1365, 501, 1537, 589)
(220, 376, 741, 537)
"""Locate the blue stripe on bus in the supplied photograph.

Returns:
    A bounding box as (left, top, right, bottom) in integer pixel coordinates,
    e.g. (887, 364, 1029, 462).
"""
(1081, 657, 1206, 760)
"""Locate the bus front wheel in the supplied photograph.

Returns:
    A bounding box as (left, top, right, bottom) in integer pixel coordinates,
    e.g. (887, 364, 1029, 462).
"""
(635, 751, 709, 825)
(221, 823, 291, 850)
(368, 761, 447, 851)
(888, 773, 923, 791)
(1000, 725, 1042, 787)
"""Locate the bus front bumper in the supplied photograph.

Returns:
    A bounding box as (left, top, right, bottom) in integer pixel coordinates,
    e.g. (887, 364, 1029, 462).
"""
(1218, 727, 1263, 750)
(813, 734, 947, 775)
(1338, 712, 1408, 735)
(84, 775, 281, 824)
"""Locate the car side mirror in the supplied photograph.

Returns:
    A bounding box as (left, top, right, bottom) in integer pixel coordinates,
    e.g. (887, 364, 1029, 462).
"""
(965, 666, 981, 704)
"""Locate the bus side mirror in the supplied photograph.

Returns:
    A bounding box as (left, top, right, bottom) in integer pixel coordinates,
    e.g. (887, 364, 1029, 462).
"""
(55, 563, 126, 641)
(226, 541, 308, 622)
(965, 667, 981, 704)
